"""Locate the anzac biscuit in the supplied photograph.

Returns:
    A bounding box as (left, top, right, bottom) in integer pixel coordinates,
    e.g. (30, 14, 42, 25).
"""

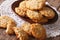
(26, 10, 48, 23)
(26, 0, 46, 10)
(0, 16, 16, 28)
(26, 10, 43, 22)
(22, 22, 32, 35)
(19, 1, 27, 11)
(15, 7, 26, 16)
(13, 27, 29, 40)
(0, 16, 16, 34)
(31, 23, 46, 40)
(39, 7, 55, 19)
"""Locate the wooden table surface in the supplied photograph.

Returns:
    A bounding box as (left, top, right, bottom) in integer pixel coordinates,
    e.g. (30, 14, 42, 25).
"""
(0, 0, 60, 40)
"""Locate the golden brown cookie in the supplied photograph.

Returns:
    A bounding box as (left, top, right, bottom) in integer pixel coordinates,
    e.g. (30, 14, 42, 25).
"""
(32, 17, 48, 23)
(39, 7, 55, 19)
(21, 22, 32, 35)
(26, 10, 43, 22)
(19, 1, 27, 11)
(13, 27, 29, 40)
(6, 21, 16, 34)
(31, 23, 46, 40)
(15, 7, 26, 16)
(0, 16, 16, 28)
(26, 0, 46, 10)
(0, 16, 16, 34)
(26, 10, 48, 23)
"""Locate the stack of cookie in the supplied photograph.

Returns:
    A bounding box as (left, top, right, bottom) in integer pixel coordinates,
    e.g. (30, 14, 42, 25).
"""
(0, 16, 46, 40)
(0, 0, 56, 40)
(13, 23, 46, 40)
(15, 0, 55, 23)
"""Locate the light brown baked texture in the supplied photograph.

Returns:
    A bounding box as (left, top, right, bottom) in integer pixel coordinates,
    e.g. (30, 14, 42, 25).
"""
(19, 1, 27, 11)
(26, 0, 46, 10)
(13, 27, 29, 40)
(21, 22, 32, 35)
(26, 10, 48, 23)
(31, 23, 46, 40)
(26, 10, 43, 21)
(0, 16, 16, 28)
(0, 16, 16, 34)
(32, 17, 48, 23)
(15, 7, 26, 16)
(6, 21, 16, 34)
(39, 7, 55, 19)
